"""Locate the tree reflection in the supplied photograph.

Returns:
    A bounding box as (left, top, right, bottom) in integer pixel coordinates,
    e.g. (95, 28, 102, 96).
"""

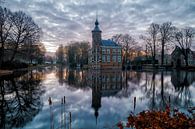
(145, 71, 157, 110)
(0, 70, 45, 129)
(56, 67, 89, 90)
(141, 70, 194, 111)
(58, 66, 65, 85)
(171, 70, 194, 108)
(160, 71, 165, 107)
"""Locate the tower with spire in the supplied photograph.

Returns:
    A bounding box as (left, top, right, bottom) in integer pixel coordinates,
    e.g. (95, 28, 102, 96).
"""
(89, 15, 122, 69)
(92, 14, 102, 46)
(92, 19, 102, 46)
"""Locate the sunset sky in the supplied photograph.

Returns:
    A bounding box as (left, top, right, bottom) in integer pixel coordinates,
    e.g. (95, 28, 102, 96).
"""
(2, 0, 195, 52)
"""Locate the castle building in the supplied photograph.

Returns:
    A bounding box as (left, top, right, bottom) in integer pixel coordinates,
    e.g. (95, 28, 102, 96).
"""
(89, 18, 122, 69)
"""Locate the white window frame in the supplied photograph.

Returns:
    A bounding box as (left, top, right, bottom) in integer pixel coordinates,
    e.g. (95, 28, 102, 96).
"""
(102, 55, 106, 62)
(118, 56, 121, 62)
(107, 49, 110, 54)
(102, 48, 106, 54)
(107, 55, 110, 62)
(112, 55, 116, 62)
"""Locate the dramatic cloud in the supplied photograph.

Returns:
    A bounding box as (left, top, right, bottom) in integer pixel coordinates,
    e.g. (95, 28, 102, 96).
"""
(2, 0, 195, 52)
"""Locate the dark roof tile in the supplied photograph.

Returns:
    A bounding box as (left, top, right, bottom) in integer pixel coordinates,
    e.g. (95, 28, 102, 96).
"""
(101, 39, 120, 46)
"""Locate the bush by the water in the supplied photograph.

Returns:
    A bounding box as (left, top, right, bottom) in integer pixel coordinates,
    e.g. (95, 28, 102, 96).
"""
(117, 106, 195, 129)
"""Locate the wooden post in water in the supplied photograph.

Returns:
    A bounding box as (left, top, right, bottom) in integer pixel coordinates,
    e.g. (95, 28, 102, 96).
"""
(134, 97, 136, 112)
(64, 96, 66, 129)
(169, 96, 171, 107)
(64, 96, 66, 104)
(61, 98, 63, 129)
(50, 106, 52, 129)
(48, 97, 54, 129)
(69, 112, 71, 129)
(61, 98, 63, 104)
(48, 97, 52, 105)
(64, 112, 66, 129)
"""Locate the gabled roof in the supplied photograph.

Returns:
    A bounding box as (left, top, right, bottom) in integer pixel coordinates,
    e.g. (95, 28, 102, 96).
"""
(171, 45, 193, 55)
(101, 39, 120, 47)
(171, 46, 181, 56)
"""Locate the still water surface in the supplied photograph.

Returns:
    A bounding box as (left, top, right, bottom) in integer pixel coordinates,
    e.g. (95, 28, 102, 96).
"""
(0, 66, 194, 129)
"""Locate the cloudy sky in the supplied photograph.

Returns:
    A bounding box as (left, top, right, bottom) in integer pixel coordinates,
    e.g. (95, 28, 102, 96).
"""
(2, 0, 195, 52)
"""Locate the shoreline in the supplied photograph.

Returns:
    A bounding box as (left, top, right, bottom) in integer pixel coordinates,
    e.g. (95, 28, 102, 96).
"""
(0, 70, 13, 76)
(0, 64, 56, 76)
(1, 64, 195, 76)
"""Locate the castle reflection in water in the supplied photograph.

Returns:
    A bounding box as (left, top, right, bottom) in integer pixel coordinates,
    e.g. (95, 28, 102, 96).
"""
(56, 67, 195, 123)
(56, 68, 126, 123)
(88, 70, 124, 124)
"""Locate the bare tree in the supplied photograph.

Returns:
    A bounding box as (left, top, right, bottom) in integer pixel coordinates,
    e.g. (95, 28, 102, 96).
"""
(0, 7, 12, 68)
(29, 42, 45, 64)
(9, 11, 41, 62)
(56, 44, 64, 65)
(64, 41, 90, 68)
(79, 41, 90, 66)
(141, 23, 159, 66)
(112, 34, 136, 67)
(159, 22, 175, 66)
(175, 27, 195, 66)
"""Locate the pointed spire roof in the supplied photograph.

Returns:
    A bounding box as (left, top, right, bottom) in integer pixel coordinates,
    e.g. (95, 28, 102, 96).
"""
(92, 15, 101, 32)
(95, 11, 99, 26)
(95, 19, 99, 26)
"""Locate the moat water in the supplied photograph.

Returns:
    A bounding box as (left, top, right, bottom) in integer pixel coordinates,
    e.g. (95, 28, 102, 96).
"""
(0, 66, 194, 129)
